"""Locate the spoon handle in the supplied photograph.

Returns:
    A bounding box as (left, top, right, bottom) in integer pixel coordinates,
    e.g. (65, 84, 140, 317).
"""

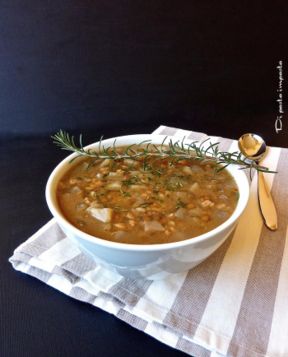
(258, 172, 278, 230)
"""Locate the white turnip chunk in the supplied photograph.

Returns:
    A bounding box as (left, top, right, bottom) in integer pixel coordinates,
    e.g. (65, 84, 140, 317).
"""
(144, 221, 164, 232)
(189, 182, 200, 194)
(87, 207, 113, 223)
(175, 208, 187, 219)
(70, 186, 81, 194)
(124, 159, 137, 167)
(100, 158, 111, 167)
(182, 166, 193, 175)
(105, 182, 122, 191)
(108, 172, 123, 180)
(130, 185, 146, 191)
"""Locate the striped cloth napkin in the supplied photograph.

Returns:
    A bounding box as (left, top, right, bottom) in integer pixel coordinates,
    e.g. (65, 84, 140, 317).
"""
(9, 126, 288, 357)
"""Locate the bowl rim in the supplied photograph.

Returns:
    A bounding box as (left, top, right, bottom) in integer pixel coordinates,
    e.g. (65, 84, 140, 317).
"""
(46, 134, 250, 252)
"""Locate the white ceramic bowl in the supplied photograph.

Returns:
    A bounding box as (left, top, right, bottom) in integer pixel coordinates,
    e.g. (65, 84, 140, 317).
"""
(46, 134, 250, 280)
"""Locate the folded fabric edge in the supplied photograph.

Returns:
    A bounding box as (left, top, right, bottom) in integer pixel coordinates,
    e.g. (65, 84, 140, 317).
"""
(11, 254, 238, 357)
(12, 258, 217, 357)
(10, 249, 215, 343)
(9, 251, 221, 353)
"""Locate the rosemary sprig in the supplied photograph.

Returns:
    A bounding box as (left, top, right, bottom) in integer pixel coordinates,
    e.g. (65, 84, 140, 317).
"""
(51, 130, 276, 176)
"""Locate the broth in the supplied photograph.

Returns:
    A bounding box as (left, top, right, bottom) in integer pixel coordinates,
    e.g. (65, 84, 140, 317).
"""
(57, 147, 239, 244)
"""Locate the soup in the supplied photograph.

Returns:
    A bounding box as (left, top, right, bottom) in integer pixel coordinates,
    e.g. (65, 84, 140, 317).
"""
(57, 147, 239, 244)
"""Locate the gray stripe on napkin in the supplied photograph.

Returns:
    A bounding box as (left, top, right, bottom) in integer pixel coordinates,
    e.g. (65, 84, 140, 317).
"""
(158, 125, 207, 141)
(159, 125, 208, 143)
(218, 137, 234, 152)
(52, 266, 80, 284)
(97, 293, 126, 309)
(159, 126, 179, 136)
(188, 131, 208, 142)
(108, 278, 153, 307)
(176, 337, 211, 357)
(10, 251, 32, 265)
(115, 267, 144, 279)
(69, 286, 96, 304)
(20, 223, 66, 257)
(61, 253, 97, 277)
(163, 233, 233, 337)
(117, 309, 148, 331)
(27, 266, 52, 284)
(228, 148, 288, 356)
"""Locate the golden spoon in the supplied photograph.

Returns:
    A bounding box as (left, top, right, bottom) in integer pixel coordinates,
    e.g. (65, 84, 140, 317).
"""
(238, 133, 278, 231)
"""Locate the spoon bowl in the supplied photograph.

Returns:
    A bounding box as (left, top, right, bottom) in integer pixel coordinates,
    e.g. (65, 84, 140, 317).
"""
(238, 133, 267, 162)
